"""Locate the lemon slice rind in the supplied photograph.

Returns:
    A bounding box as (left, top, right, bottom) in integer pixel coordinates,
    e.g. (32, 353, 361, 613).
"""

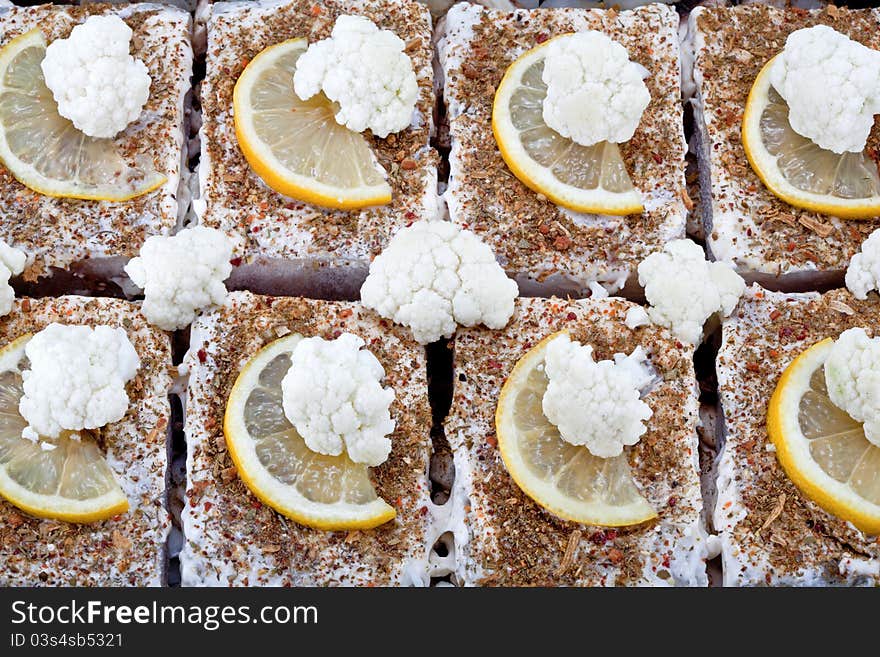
(232, 38, 392, 211)
(223, 334, 396, 531)
(492, 37, 644, 217)
(0, 29, 166, 202)
(742, 56, 880, 219)
(768, 338, 880, 534)
(0, 334, 129, 523)
(495, 332, 657, 527)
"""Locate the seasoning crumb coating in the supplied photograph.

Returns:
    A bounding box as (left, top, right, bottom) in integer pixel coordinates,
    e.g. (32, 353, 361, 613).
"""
(0, 296, 173, 586)
(717, 285, 880, 586)
(180, 291, 438, 586)
(439, 3, 688, 295)
(691, 5, 880, 283)
(0, 3, 193, 282)
(444, 297, 707, 586)
(196, 0, 440, 266)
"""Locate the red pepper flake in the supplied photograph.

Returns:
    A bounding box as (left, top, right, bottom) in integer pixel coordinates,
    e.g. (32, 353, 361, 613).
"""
(668, 496, 678, 507)
(605, 529, 617, 541)
(778, 326, 793, 339)
(251, 500, 262, 509)
(786, 241, 796, 252)
(404, 211, 416, 220)
(651, 152, 663, 164)
(229, 257, 243, 267)
(745, 362, 760, 373)
(197, 349, 207, 363)
(553, 235, 572, 250)
(769, 309, 781, 321)
(20, 298, 30, 312)
(566, 312, 577, 321)
(769, 349, 780, 359)
(590, 530, 607, 545)
(535, 32, 549, 43)
(661, 554, 671, 569)
(203, 501, 213, 512)
(796, 329, 808, 340)
(486, 434, 497, 448)
(419, 506, 429, 517)
(339, 309, 353, 319)
(487, 358, 503, 370)
(310, 4, 321, 15)
(400, 158, 418, 170)
(608, 548, 624, 565)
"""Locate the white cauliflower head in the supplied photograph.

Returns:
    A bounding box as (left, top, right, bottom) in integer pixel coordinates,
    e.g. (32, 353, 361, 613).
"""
(769, 25, 880, 154)
(41, 15, 151, 140)
(638, 239, 745, 345)
(825, 327, 880, 447)
(541, 333, 655, 459)
(124, 226, 233, 331)
(19, 323, 140, 440)
(293, 15, 418, 138)
(0, 240, 25, 318)
(541, 31, 650, 147)
(845, 228, 880, 300)
(281, 333, 395, 466)
(359, 221, 519, 345)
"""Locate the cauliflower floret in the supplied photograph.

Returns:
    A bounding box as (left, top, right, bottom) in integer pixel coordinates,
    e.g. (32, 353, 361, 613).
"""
(293, 15, 418, 138)
(542, 333, 654, 458)
(41, 15, 151, 139)
(19, 323, 140, 440)
(281, 333, 395, 466)
(637, 239, 745, 345)
(769, 25, 880, 154)
(0, 240, 25, 318)
(541, 31, 650, 147)
(845, 228, 880, 300)
(825, 328, 880, 447)
(360, 221, 519, 344)
(124, 227, 233, 331)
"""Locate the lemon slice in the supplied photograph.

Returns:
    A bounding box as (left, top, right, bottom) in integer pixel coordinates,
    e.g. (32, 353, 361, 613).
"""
(0, 29, 166, 202)
(0, 335, 128, 523)
(223, 334, 396, 530)
(742, 56, 880, 219)
(233, 38, 392, 210)
(768, 338, 880, 534)
(492, 38, 643, 216)
(495, 332, 656, 526)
